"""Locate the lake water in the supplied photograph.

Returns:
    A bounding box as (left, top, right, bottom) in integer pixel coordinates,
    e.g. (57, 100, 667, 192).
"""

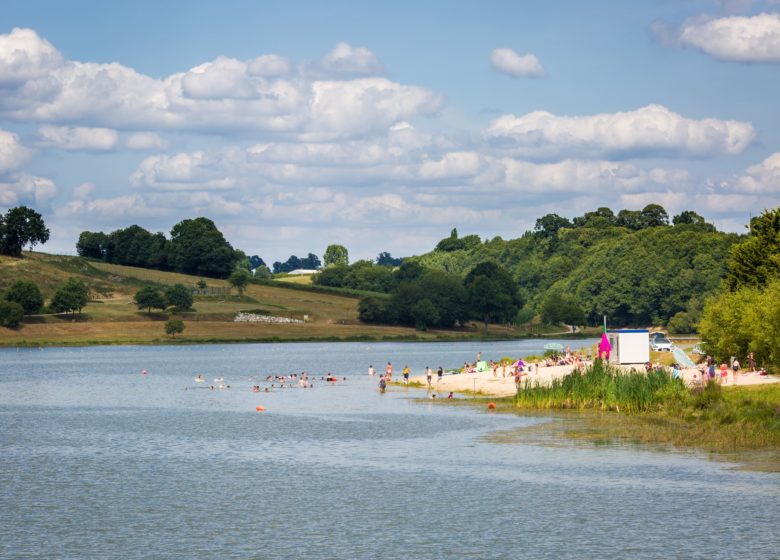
(1, 340, 778, 559)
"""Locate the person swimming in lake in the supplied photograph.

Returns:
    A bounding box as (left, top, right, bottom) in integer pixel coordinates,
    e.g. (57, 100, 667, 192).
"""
(378, 377, 387, 393)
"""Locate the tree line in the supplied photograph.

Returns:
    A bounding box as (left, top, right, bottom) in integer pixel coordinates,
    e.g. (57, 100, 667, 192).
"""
(77, 217, 243, 278)
(412, 205, 736, 330)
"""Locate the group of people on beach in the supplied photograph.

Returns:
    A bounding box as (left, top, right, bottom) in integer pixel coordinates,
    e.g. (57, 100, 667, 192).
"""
(691, 352, 766, 385)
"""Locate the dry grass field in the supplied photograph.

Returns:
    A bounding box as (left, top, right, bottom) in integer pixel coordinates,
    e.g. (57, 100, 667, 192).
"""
(0, 252, 506, 345)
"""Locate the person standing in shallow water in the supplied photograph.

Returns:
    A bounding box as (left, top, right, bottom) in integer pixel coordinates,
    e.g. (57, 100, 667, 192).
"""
(437, 366, 443, 381)
(368, 364, 375, 376)
(385, 362, 393, 382)
(426, 366, 432, 388)
(402, 365, 410, 385)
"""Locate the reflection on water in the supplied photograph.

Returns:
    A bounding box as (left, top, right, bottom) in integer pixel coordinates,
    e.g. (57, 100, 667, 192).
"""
(1, 342, 778, 559)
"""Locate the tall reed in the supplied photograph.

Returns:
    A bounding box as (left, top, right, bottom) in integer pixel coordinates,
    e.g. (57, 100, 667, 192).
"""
(514, 360, 688, 413)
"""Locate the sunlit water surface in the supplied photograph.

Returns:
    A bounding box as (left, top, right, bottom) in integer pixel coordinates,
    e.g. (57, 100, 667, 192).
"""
(1, 341, 777, 559)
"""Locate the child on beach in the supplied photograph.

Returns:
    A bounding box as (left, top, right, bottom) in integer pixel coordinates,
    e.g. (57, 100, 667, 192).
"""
(403, 365, 410, 385)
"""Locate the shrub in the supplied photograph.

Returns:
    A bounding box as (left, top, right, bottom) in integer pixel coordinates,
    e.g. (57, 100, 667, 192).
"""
(0, 300, 24, 328)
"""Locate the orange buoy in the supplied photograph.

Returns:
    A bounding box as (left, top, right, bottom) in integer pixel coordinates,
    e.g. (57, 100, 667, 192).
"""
(255, 405, 266, 412)
(487, 402, 496, 410)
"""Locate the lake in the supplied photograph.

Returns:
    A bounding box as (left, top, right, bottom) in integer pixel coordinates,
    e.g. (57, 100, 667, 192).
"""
(1, 341, 778, 559)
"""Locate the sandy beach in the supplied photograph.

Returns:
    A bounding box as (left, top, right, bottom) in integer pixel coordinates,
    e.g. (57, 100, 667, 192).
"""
(409, 364, 780, 397)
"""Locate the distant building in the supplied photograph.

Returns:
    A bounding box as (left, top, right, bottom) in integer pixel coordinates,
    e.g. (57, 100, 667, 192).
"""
(286, 269, 319, 276)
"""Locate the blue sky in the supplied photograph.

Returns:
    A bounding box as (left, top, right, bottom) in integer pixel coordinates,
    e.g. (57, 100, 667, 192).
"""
(1, 0, 779, 263)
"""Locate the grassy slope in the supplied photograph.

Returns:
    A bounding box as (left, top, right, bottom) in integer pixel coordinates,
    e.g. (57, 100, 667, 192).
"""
(0, 252, 527, 345)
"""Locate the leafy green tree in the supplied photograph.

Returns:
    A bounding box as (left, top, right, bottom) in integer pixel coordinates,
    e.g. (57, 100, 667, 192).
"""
(541, 291, 586, 326)
(4, 280, 44, 314)
(615, 209, 643, 230)
(253, 265, 272, 279)
(725, 207, 780, 291)
(0, 206, 50, 256)
(464, 261, 522, 330)
(165, 284, 193, 311)
(313, 264, 350, 287)
(639, 204, 670, 228)
(76, 231, 109, 259)
(168, 217, 238, 277)
(228, 268, 251, 296)
(533, 214, 572, 239)
(0, 300, 24, 328)
(323, 244, 349, 267)
(133, 286, 167, 314)
(358, 296, 387, 323)
(165, 318, 185, 337)
(573, 207, 615, 229)
(394, 260, 426, 283)
(411, 298, 439, 331)
(418, 270, 468, 327)
(376, 252, 403, 267)
(249, 255, 266, 270)
(50, 278, 89, 315)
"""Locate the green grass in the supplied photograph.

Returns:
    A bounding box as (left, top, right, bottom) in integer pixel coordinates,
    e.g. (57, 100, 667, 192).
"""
(507, 361, 780, 458)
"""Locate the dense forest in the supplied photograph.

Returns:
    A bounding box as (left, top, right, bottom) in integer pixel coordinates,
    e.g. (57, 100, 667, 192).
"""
(316, 205, 741, 331)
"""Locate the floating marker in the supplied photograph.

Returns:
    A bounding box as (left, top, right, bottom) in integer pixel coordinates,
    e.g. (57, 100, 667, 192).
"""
(255, 405, 266, 412)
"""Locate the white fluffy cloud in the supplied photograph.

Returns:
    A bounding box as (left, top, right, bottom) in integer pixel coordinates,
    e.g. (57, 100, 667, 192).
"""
(0, 173, 55, 206)
(490, 48, 544, 77)
(0, 129, 32, 172)
(661, 12, 780, 62)
(38, 125, 118, 151)
(732, 151, 780, 192)
(0, 29, 436, 139)
(486, 104, 755, 160)
(0, 27, 62, 86)
(321, 42, 383, 75)
(130, 151, 239, 191)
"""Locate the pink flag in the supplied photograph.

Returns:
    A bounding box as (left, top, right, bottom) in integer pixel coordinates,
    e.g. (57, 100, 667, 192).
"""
(598, 332, 612, 359)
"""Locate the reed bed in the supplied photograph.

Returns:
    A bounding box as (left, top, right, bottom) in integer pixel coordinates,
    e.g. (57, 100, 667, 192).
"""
(515, 361, 686, 413)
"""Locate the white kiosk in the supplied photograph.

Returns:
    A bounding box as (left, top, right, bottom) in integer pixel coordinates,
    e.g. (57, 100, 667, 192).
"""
(607, 329, 650, 365)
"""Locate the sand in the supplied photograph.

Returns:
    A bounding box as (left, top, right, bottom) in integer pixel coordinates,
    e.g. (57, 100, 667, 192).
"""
(407, 363, 780, 397)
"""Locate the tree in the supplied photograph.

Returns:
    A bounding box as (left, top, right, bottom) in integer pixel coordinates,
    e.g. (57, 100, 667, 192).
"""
(376, 252, 403, 267)
(411, 298, 439, 331)
(133, 286, 167, 314)
(300, 253, 322, 269)
(615, 209, 643, 230)
(168, 217, 238, 277)
(534, 214, 572, 239)
(0, 206, 50, 256)
(254, 265, 272, 279)
(249, 255, 266, 270)
(725, 207, 780, 291)
(50, 278, 89, 315)
(165, 318, 185, 337)
(463, 261, 522, 330)
(639, 204, 670, 228)
(0, 300, 24, 328)
(573, 207, 615, 229)
(228, 268, 251, 296)
(165, 284, 193, 311)
(323, 244, 349, 267)
(358, 296, 387, 323)
(4, 280, 44, 314)
(540, 291, 586, 327)
(76, 231, 109, 259)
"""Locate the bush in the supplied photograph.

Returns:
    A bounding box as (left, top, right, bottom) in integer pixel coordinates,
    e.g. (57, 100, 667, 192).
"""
(165, 318, 185, 337)
(0, 300, 25, 328)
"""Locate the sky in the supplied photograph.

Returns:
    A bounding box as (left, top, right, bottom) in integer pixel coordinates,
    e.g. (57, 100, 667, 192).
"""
(1, 0, 779, 263)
